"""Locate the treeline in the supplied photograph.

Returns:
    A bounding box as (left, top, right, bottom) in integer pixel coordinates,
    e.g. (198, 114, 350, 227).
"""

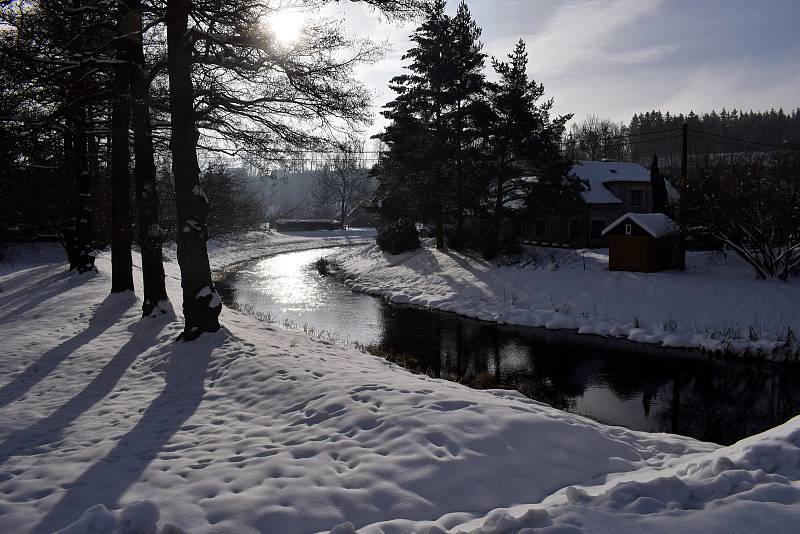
(0, 0, 425, 340)
(375, 0, 580, 257)
(566, 108, 800, 173)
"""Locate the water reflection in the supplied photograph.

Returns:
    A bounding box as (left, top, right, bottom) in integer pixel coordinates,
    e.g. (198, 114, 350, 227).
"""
(219, 247, 800, 445)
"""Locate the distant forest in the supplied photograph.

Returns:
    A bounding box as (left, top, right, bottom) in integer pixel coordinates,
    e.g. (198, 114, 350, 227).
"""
(567, 108, 800, 174)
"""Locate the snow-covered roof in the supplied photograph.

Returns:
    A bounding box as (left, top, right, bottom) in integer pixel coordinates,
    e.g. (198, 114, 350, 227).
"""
(602, 212, 679, 238)
(570, 161, 650, 204)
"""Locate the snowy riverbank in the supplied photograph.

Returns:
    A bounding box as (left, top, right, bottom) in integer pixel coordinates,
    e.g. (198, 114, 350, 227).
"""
(1, 231, 799, 533)
(329, 243, 800, 357)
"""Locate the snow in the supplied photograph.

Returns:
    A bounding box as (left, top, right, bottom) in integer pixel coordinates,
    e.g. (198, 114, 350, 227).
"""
(602, 212, 679, 238)
(1, 231, 799, 533)
(195, 286, 212, 298)
(195, 287, 221, 309)
(571, 160, 650, 204)
(330, 243, 800, 356)
(54, 501, 172, 534)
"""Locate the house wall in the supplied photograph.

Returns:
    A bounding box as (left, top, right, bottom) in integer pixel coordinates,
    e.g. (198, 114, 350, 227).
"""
(586, 181, 652, 246)
(513, 181, 654, 248)
(608, 235, 673, 272)
(603, 182, 652, 213)
(515, 212, 583, 246)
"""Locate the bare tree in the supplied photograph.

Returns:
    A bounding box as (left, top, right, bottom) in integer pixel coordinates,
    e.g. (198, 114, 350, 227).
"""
(201, 163, 268, 237)
(110, 0, 137, 292)
(130, 0, 169, 316)
(317, 142, 372, 228)
(682, 152, 800, 280)
(166, 0, 221, 340)
(566, 114, 629, 161)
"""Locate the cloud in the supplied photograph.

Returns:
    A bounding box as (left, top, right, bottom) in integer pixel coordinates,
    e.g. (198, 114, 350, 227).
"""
(484, 0, 674, 77)
(545, 46, 800, 126)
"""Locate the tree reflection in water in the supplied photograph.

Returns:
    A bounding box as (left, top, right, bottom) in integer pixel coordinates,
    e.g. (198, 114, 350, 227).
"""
(374, 303, 800, 445)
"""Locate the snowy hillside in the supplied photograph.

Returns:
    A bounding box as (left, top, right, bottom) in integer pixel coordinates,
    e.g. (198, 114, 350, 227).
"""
(1, 233, 799, 533)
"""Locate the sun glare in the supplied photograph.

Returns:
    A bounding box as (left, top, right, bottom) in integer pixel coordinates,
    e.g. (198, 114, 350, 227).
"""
(267, 9, 305, 45)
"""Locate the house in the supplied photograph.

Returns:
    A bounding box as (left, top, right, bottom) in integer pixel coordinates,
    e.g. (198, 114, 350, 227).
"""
(514, 160, 677, 247)
(602, 212, 681, 272)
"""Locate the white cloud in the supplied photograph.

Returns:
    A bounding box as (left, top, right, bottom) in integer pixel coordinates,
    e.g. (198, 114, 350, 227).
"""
(484, 0, 674, 77)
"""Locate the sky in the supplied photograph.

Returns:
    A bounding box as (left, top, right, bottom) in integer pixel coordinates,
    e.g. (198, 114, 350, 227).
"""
(308, 0, 799, 139)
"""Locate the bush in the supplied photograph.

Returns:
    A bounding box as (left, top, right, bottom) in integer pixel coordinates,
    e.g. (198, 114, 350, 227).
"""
(376, 219, 420, 254)
(314, 258, 330, 275)
(446, 221, 516, 260)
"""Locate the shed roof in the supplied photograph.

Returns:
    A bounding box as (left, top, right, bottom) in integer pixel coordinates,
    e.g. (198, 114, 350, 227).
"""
(570, 161, 650, 204)
(601, 212, 679, 238)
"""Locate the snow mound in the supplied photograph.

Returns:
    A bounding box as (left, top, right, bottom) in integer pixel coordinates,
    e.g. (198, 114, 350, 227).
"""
(55, 501, 183, 534)
(449, 416, 800, 533)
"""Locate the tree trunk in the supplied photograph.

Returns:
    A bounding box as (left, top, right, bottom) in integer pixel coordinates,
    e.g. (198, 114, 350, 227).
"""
(110, 1, 136, 293)
(166, 0, 221, 340)
(454, 125, 464, 251)
(64, 106, 95, 273)
(434, 165, 445, 249)
(435, 190, 445, 249)
(63, 0, 95, 274)
(489, 175, 505, 259)
(131, 0, 168, 316)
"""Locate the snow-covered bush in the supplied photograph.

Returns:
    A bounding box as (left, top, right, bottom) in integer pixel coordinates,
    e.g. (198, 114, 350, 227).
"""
(376, 219, 420, 254)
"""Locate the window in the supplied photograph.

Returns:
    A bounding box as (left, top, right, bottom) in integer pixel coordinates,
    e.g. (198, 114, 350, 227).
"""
(625, 223, 632, 235)
(569, 220, 583, 239)
(590, 220, 606, 239)
(628, 189, 643, 207)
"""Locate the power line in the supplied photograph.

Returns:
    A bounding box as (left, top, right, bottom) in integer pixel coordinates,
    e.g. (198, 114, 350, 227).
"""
(562, 126, 683, 146)
(687, 128, 781, 149)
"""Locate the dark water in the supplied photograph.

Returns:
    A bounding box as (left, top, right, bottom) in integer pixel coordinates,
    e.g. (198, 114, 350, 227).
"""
(218, 247, 800, 445)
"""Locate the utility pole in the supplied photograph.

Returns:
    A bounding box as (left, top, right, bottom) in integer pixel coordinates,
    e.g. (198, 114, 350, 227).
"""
(681, 122, 688, 178)
(677, 122, 688, 271)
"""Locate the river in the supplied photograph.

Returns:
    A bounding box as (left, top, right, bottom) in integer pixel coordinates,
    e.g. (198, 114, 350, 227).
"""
(217, 246, 800, 445)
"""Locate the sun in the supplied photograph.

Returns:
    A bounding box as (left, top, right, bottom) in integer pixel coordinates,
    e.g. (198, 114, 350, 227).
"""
(266, 9, 306, 45)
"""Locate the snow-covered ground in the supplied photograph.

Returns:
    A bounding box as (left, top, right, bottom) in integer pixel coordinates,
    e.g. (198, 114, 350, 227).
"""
(330, 243, 800, 356)
(206, 227, 377, 271)
(1, 231, 799, 534)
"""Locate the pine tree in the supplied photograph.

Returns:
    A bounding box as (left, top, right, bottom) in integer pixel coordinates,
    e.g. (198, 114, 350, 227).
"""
(377, 0, 452, 248)
(650, 153, 668, 215)
(484, 39, 575, 257)
(443, 0, 486, 250)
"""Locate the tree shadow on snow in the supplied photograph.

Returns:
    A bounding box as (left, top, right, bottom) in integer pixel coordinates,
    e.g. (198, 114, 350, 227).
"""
(0, 266, 96, 324)
(0, 293, 135, 410)
(0, 310, 170, 466)
(33, 329, 227, 534)
(439, 249, 491, 276)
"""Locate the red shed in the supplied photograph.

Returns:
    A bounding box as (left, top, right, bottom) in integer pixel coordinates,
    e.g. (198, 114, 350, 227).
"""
(602, 213, 681, 272)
